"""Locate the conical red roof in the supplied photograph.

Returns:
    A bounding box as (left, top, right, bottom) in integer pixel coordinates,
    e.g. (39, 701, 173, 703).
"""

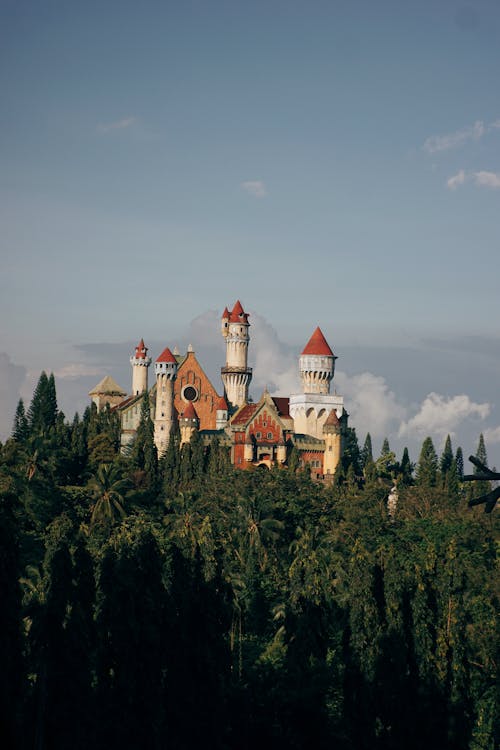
(301, 327, 333, 356)
(156, 347, 177, 363)
(182, 402, 198, 420)
(324, 409, 340, 427)
(229, 299, 249, 323)
(216, 396, 228, 411)
(134, 338, 148, 359)
(221, 306, 229, 319)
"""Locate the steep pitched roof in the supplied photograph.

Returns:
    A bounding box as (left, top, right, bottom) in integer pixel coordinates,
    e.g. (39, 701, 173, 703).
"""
(216, 396, 228, 411)
(181, 402, 198, 420)
(272, 397, 290, 418)
(231, 403, 259, 426)
(221, 306, 229, 319)
(156, 347, 177, 363)
(229, 299, 249, 323)
(324, 409, 340, 426)
(301, 327, 334, 356)
(133, 338, 148, 359)
(89, 375, 126, 396)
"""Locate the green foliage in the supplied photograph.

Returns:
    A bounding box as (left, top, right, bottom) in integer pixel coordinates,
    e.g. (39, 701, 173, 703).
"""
(416, 436, 439, 488)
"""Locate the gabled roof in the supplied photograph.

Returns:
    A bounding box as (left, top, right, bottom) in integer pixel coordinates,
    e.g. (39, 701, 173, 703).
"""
(301, 327, 334, 356)
(89, 375, 127, 396)
(272, 397, 290, 419)
(156, 347, 177, 363)
(231, 403, 259, 426)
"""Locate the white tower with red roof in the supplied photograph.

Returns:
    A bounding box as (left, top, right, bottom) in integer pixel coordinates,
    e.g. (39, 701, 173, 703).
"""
(130, 338, 151, 395)
(154, 346, 178, 455)
(289, 327, 345, 440)
(221, 300, 252, 409)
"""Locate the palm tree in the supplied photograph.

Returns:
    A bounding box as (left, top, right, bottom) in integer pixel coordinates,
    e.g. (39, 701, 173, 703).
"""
(88, 464, 130, 528)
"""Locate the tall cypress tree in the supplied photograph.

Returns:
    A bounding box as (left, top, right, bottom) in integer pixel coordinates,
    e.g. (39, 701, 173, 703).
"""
(360, 433, 373, 468)
(380, 437, 391, 457)
(471, 433, 491, 499)
(399, 446, 413, 485)
(415, 437, 438, 488)
(12, 399, 29, 442)
(455, 446, 464, 481)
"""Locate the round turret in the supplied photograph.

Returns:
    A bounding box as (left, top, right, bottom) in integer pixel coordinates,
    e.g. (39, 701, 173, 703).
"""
(130, 338, 151, 395)
(299, 327, 336, 395)
(221, 300, 252, 408)
(155, 347, 178, 380)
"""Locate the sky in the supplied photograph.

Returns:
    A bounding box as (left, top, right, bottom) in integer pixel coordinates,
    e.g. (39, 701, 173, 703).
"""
(1, 0, 500, 464)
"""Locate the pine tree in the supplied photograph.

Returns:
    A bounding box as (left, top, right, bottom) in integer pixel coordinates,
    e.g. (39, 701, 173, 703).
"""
(455, 446, 464, 481)
(360, 433, 373, 468)
(12, 399, 29, 442)
(399, 446, 413, 485)
(440, 435, 453, 476)
(342, 427, 361, 476)
(415, 437, 438, 487)
(472, 433, 491, 499)
(27, 371, 49, 434)
(380, 437, 391, 457)
(129, 393, 158, 488)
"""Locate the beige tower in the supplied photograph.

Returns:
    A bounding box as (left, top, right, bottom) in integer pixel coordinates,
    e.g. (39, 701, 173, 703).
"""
(221, 300, 252, 409)
(322, 409, 343, 477)
(179, 401, 199, 446)
(289, 327, 344, 439)
(154, 347, 178, 456)
(130, 338, 151, 395)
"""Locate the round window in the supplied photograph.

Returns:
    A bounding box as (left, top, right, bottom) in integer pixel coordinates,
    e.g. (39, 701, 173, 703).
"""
(182, 385, 198, 402)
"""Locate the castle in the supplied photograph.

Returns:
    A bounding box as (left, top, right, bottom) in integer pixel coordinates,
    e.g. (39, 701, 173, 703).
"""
(88, 301, 348, 478)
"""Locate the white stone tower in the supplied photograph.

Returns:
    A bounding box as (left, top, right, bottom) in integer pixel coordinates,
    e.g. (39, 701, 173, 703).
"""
(130, 338, 151, 395)
(221, 300, 252, 409)
(154, 346, 178, 456)
(289, 327, 344, 439)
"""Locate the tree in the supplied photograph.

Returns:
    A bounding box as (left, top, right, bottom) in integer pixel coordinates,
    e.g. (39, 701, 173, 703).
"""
(12, 399, 29, 442)
(88, 464, 130, 528)
(128, 393, 157, 488)
(360, 433, 373, 469)
(415, 437, 438, 488)
(380, 437, 391, 457)
(399, 446, 413, 485)
(27, 371, 58, 435)
(455, 446, 464, 481)
(440, 435, 453, 478)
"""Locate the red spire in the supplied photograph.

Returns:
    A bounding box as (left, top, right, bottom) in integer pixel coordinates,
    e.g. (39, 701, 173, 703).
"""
(182, 402, 198, 420)
(221, 306, 229, 319)
(229, 299, 249, 323)
(216, 395, 228, 411)
(156, 347, 177, 363)
(301, 327, 334, 356)
(134, 338, 148, 359)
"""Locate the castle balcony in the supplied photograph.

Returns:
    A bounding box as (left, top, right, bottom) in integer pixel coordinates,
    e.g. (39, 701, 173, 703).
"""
(221, 366, 253, 375)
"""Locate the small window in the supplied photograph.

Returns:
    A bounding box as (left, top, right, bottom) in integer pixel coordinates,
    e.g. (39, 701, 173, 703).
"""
(263, 421, 267, 427)
(256, 431, 262, 439)
(328, 446, 332, 452)
(267, 432, 273, 440)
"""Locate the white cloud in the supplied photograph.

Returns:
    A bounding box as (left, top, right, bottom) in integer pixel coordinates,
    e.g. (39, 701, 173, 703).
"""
(97, 116, 137, 133)
(241, 180, 267, 198)
(473, 170, 500, 189)
(483, 425, 500, 444)
(423, 120, 486, 154)
(335, 371, 407, 440)
(54, 363, 106, 379)
(398, 393, 490, 440)
(447, 169, 466, 190)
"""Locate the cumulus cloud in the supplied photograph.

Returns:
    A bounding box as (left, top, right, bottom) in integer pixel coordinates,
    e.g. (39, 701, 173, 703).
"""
(335, 371, 407, 441)
(483, 425, 500, 445)
(0, 352, 27, 441)
(446, 169, 500, 191)
(473, 170, 500, 189)
(97, 116, 137, 133)
(423, 120, 486, 154)
(54, 363, 106, 379)
(398, 393, 490, 440)
(447, 169, 466, 190)
(241, 180, 267, 198)
(250, 313, 298, 396)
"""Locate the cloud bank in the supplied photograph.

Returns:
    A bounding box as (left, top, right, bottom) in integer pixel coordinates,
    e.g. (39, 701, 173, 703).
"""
(423, 118, 500, 154)
(447, 169, 500, 190)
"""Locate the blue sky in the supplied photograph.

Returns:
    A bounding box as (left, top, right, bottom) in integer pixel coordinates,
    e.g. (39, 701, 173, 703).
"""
(1, 0, 500, 462)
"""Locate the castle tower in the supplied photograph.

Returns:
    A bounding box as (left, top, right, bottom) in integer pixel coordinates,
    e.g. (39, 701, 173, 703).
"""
(299, 327, 336, 394)
(179, 401, 199, 446)
(289, 327, 345, 439)
(130, 338, 151, 395)
(215, 395, 229, 430)
(154, 347, 178, 456)
(322, 409, 342, 477)
(221, 300, 252, 409)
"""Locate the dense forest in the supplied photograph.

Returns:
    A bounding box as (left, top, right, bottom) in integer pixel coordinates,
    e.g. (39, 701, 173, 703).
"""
(1, 372, 498, 749)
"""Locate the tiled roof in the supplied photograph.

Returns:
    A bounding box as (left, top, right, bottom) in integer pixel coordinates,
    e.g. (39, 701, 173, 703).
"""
(272, 397, 290, 418)
(301, 327, 334, 356)
(182, 402, 198, 420)
(134, 338, 148, 359)
(89, 375, 127, 396)
(216, 396, 228, 411)
(221, 306, 229, 319)
(229, 299, 249, 323)
(231, 403, 258, 426)
(324, 409, 340, 426)
(156, 347, 177, 363)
